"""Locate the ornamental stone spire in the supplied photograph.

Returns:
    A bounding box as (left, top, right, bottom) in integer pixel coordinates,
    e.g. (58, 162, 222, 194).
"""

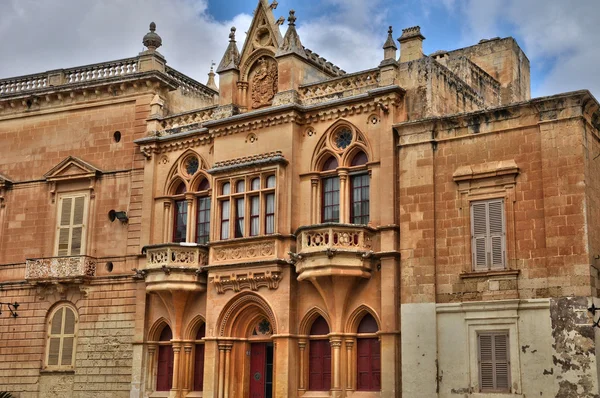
(217, 27, 241, 73)
(276, 10, 306, 58)
(383, 26, 398, 61)
(142, 22, 162, 52)
(206, 62, 218, 91)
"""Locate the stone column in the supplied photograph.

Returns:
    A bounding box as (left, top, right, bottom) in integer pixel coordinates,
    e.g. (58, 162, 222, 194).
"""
(172, 342, 182, 392)
(185, 195, 194, 243)
(298, 339, 307, 393)
(163, 201, 172, 242)
(311, 176, 319, 224)
(223, 345, 232, 398)
(338, 170, 349, 224)
(330, 337, 343, 396)
(146, 344, 157, 392)
(217, 345, 225, 398)
(183, 344, 193, 393)
(345, 339, 355, 391)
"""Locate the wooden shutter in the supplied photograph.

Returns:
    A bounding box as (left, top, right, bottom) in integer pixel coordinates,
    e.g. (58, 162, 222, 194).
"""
(56, 194, 87, 256)
(478, 332, 510, 392)
(47, 306, 77, 368)
(471, 199, 505, 270)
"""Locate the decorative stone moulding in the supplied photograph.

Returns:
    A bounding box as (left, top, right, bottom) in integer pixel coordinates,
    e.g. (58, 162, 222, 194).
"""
(210, 266, 282, 294)
(25, 255, 97, 281)
(299, 69, 380, 105)
(292, 223, 379, 280)
(211, 240, 277, 263)
(141, 243, 208, 292)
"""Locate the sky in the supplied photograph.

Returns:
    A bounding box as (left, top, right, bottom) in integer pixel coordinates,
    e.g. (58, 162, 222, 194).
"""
(0, 0, 598, 99)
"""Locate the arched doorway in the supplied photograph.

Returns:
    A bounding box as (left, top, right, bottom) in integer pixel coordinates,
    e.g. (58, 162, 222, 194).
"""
(216, 293, 278, 398)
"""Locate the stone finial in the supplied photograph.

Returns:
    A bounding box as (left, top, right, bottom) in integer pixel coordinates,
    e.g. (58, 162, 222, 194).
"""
(383, 26, 398, 50)
(270, 0, 278, 9)
(276, 16, 285, 26)
(217, 27, 241, 73)
(288, 10, 297, 26)
(143, 22, 162, 51)
(207, 62, 218, 91)
(382, 26, 398, 64)
(276, 10, 305, 58)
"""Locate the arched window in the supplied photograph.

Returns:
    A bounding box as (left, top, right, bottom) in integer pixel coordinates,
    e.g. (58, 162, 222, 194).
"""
(309, 316, 331, 391)
(350, 151, 370, 224)
(321, 156, 340, 223)
(157, 326, 174, 391)
(173, 182, 188, 243)
(195, 179, 211, 244)
(193, 323, 206, 391)
(218, 174, 277, 240)
(356, 314, 380, 391)
(45, 305, 77, 370)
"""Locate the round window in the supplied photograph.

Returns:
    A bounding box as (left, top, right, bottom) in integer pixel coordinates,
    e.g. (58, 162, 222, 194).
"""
(184, 156, 199, 177)
(333, 128, 353, 150)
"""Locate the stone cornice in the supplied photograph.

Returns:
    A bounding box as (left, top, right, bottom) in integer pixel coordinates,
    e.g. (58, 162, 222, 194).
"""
(207, 151, 288, 175)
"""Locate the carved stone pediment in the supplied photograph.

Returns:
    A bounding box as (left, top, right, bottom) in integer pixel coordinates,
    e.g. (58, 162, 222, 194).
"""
(44, 156, 102, 182)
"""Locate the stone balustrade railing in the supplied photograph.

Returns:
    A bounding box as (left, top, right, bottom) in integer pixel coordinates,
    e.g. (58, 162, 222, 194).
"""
(296, 224, 376, 255)
(0, 73, 48, 95)
(144, 243, 208, 270)
(25, 255, 97, 281)
(299, 69, 380, 105)
(166, 66, 217, 100)
(64, 57, 139, 84)
(159, 106, 217, 133)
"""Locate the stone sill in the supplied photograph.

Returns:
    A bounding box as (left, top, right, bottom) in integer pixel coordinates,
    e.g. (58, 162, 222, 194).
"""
(39, 369, 75, 374)
(460, 269, 520, 279)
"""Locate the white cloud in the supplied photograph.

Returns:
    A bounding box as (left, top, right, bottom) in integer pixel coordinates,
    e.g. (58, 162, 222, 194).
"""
(0, 0, 252, 86)
(452, 0, 600, 98)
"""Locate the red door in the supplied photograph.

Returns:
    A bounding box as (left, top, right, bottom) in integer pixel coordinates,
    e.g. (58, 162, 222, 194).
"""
(194, 344, 205, 391)
(157, 345, 174, 391)
(250, 343, 267, 398)
(309, 340, 331, 391)
(357, 338, 381, 391)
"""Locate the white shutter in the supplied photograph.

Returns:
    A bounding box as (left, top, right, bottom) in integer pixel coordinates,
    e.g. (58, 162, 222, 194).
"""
(471, 199, 506, 270)
(488, 200, 505, 269)
(478, 331, 510, 392)
(46, 306, 77, 369)
(56, 194, 87, 256)
(471, 202, 488, 270)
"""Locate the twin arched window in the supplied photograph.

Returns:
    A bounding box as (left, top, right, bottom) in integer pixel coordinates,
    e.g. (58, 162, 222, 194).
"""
(172, 178, 211, 244)
(320, 151, 370, 224)
(45, 305, 78, 370)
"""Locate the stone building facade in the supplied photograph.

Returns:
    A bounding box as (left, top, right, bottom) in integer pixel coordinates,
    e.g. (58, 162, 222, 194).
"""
(1, 1, 600, 397)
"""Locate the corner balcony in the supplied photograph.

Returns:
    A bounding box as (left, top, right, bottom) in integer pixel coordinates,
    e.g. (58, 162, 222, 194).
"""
(140, 243, 208, 292)
(293, 224, 378, 281)
(25, 255, 97, 282)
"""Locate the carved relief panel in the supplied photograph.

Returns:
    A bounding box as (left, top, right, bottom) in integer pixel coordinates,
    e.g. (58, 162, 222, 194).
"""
(249, 57, 278, 109)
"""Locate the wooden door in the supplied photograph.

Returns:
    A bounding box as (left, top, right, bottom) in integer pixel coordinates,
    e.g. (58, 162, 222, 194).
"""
(357, 338, 381, 391)
(309, 340, 331, 391)
(194, 344, 205, 391)
(157, 345, 174, 391)
(250, 343, 267, 398)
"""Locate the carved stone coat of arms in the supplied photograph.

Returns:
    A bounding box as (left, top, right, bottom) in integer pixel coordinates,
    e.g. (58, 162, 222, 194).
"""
(251, 57, 278, 109)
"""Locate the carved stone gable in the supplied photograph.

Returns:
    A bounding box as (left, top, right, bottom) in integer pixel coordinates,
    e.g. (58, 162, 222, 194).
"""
(44, 156, 101, 182)
(250, 57, 278, 109)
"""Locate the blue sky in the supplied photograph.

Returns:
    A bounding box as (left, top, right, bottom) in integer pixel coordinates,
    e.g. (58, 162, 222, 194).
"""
(0, 0, 598, 99)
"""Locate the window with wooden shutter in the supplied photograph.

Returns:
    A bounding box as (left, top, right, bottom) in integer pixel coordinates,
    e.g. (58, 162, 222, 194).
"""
(478, 331, 510, 392)
(46, 305, 77, 369)
(471, 199, 506, 271)
(56, 193, 88, 256)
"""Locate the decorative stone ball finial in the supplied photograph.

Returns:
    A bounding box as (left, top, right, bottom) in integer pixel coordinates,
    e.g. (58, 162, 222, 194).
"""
(143, 22, 162, 51)
(288, 10, 297, 26)
(229, 27, 237, 42)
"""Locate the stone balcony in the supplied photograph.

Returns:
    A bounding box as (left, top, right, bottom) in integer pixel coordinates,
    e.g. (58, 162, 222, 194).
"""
(140, 243, 208, 292)
(25, 255, 97, 282)
(293, 224, 379, 281)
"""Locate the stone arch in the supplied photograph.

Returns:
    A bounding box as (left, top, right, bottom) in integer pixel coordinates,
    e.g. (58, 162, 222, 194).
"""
(312, 150, 341, 172)
(164, 149, 209, 193)
(311, 119, 373, 170)
(345, 304, 381, 334)
(166, 176, 187, 196)
(299, 306, 331, 336)
(46, 301, 79, 324)
(189, 171, 212, 192)
(148, 317, 171, 342)
(217, 292, 278, 338)
(341, 143, 371, 168)
(240, 49, 276, 82)
(185, 315, 207, 340)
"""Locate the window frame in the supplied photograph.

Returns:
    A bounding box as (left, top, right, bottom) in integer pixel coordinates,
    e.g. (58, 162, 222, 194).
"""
(44, 304, 78, 371)
(470, 198, 506, 271)
(54, 192, 89, 257)
(217, 171, 277, 240)
(166, 177, 212, 245)
(477, 330, 511, 393)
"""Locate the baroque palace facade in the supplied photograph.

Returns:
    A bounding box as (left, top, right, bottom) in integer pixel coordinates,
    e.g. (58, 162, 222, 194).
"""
(1, 1, 600, 397)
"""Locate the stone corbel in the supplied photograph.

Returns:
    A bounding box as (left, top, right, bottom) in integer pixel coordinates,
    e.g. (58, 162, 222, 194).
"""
(210, 268, 282, 294)
(140, 144, 158, 159)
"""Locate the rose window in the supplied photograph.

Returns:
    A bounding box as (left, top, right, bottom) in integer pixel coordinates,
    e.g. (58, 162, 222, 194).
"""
(334, 128, 353, 150)
(184, 156, 199, 176)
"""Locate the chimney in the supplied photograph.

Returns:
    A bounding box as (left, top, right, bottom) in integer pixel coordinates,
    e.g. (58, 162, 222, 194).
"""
(398, 26, 425, 63)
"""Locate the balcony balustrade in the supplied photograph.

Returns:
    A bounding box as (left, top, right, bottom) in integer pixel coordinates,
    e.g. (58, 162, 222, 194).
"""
(25, 255, 97, 282)
(140, 243, 208, 292)
(293, 224, 378, 280)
